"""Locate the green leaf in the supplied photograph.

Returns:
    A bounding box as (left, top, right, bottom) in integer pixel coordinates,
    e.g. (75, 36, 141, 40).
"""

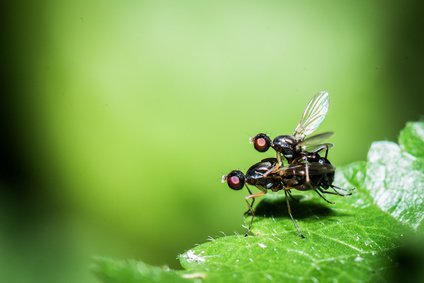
(399, 121, 424, 158)
(91, 257, 192, 283)
(93, 121, 424, 283)
(365, 141, 424, 232)
(178, 172, 406, 282)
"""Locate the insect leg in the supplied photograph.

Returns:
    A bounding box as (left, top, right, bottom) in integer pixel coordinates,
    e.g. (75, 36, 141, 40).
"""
(287, 190, 299, 202)
(318, 189, 344, 196)
(277, 153, 284, 167)
(315, 189, 335, 204)
(263, 154, 285, 177)
(304, 161, 311, 184)
(244, 190, 266, 237)
(284, 190, 305, 238)
(320, 186, 352, 196)
(331, 184, 355, 194)
(263, 165, 280, 177)
(324, 144, 329, 159)
(243, 185, 254, 216)
(312, 143, 333, 159)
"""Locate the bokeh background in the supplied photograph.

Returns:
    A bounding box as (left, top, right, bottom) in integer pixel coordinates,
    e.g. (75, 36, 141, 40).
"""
(1, 1, 423, 282)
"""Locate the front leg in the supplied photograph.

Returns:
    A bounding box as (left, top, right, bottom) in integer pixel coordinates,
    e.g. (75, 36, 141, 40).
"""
(244, 190, 266, 236)
(243, 185, 254, 216)
(276, 152, 284, 167)
(262, 153, 284, 178)
(262, 165, 280, 177)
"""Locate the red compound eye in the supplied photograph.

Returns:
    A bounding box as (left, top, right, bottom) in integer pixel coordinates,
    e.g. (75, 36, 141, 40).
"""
(229, 176, 240, 186)
(252, 133, 271, 152)
(225, 170, 245, 190)
(256, 137, 267, 147)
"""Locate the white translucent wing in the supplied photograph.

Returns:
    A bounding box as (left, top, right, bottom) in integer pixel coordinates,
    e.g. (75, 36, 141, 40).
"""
(293, 91, 329, 140)
(297, 132, 334, 148)
(301, 143, 334, 154)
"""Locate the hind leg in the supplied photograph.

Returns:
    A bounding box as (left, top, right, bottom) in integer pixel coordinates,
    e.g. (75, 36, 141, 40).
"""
(284, 190, 304, 238)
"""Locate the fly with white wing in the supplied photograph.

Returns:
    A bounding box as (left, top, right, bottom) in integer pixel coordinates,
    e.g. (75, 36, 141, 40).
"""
(250, 91, 334, 167)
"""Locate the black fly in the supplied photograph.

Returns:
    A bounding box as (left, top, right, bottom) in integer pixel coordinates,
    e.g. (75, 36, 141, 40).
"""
(250, 91, 334, 166)
(223, 157, 352, 237)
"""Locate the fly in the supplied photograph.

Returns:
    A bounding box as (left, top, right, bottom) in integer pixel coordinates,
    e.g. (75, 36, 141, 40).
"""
(222, 157, 353, 238)
(250, 91, 334, 167)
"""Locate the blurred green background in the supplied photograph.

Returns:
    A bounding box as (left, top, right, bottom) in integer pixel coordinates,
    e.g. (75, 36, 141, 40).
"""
(1, 0, 423, 282)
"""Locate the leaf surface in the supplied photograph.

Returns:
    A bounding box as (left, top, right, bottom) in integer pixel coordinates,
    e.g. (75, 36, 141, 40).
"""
(365, 121, 424, 231)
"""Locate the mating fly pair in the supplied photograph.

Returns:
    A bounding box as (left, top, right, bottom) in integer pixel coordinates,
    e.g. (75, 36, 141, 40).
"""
(222, 91, 353, 238)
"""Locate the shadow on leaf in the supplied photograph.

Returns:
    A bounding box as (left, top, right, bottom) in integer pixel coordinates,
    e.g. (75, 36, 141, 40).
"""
(254, 195, 335, 219)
